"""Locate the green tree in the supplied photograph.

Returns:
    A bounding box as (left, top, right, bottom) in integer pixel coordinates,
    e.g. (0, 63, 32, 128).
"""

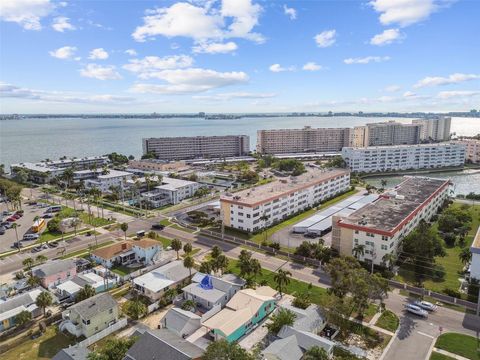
(62, 167, 75, 188)
(124, 298, 147, 320)
(203, 339, 254, 360)
(199, 260, 213, 274)
(27, 275, 41, 287)
(22, 257, 35, 271)
(47, 217, 61, 233)
(87, 337, 137, 360)
(211, 245, 222, 259)
(237, 250, 253, 278)
(36, 291, 53, 316)
(274, 269, 291, 297)
(303, 346, 329, 360)
(15, 310, 32, 327)
(183, 242, 193, 254)
(171, 238, 182, 260)
(352, 244, 366, 259)
(181, 299, 196, 311)
(459, 247, 472, 265)
(266, 308, 296, 335)
(36, 254, 48, 264)
(120, 222, 128, 241)
(76, 284, 96, 302)
(292, 292, 311, 310)
(213, 254, 229, 275)
(183, 255, 195, 278)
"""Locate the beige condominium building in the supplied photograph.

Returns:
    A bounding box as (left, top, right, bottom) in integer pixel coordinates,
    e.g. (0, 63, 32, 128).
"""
(454, 138, 480, 163)
(413, 117, 451, 141)
(355, 121, 423, 147)
(220, 168, 350, 232)
(331, 176, 451, 265)
(256, 126, 351, 154)
(142, 135, 250, 161)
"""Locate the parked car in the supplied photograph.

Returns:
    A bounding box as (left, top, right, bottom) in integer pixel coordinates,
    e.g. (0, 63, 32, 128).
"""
(2, 211, 12, 216)
(23, 234, 40, 241)
(1, 221, 12, 228)
(12, 214, 21, 220)
(304, 232, 319, 239)
(405, 304, 428, 318)
(48, 241, 59, 248)
(0, 226, 5, 235)
(15, 212, 23, 217)
(38, 203, 49, 208)
(13, 242, 23, 248)
(7, 217, 16, 222)
(151, 224, 165, 230)
(43, 213, 54, 219)
(413, 300, 437, 312)
(31, 246, 42, 253)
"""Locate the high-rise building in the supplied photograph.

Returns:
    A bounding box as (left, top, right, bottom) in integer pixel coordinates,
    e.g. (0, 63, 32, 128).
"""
(256, 126, 351, 154)
(361, 121, 422, 146)
(142, 135, 250, 160)
(454, 138, 480, 163)
(413, 117, 451, 141)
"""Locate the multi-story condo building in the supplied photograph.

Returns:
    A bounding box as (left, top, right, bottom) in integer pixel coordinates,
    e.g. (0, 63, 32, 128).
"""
(413, 117, 451, 141)
(331, 177, 452, 265)
(342, 143, 466, 173)
(220, 169, 350, 232)
(142, 135, 250, 160)
(84, 169, 133, 193)
(256, 126, 351, 154)
(127, 159, 189, 172)
(454, 139, 480, 163)
(470, 227, 480, 280)
(10, 156, 109, 184)
(359, 121, 422, 146)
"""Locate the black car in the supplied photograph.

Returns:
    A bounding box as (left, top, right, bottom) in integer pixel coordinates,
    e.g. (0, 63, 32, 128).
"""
(151, 224, 165, 230)
(0, 226, 5, 235)
(48, 241, 59, 248)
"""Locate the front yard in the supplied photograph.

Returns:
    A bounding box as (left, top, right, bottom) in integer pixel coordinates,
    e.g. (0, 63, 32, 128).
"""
(374, 310, 399, 332)
(435, 333, 480, 360)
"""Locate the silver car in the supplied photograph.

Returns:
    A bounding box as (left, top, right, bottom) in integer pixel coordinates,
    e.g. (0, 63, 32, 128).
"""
(405, 303, 428, 318)
(414, 300, 437, 312)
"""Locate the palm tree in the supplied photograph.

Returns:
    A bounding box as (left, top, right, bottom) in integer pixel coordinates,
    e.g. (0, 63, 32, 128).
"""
(76, 284, 96, 302)
(163, 287, 178, 303)
(120, 222, 128, 241)
(259, 213, 270, 242)
(459, 248, 472, 265)
(62, 167, 75, 188)
(183, 255, 195, 278)
(250, 258, 262, 281)
(183, 243, 193, 255)
(199, 260, 213, 274)
(352, 244, 366, 259)
(237, 250, 253, 278)
(36, 255, 48, 264)
(211, 245, 222, 259)
(12, 223, 20, 251)
(22, 257, 34, 271)
(213, 254, 229, 275)
(274, 269, 291, 297)
(382, 253, 396, 270)
(26, 275, 41, 287)
(171, 239, 182, 260)
(36, 291, 53, 316)
(303, 346, 329, 360)
(15, 310, 32, 328)
(381, 179, 388, 189)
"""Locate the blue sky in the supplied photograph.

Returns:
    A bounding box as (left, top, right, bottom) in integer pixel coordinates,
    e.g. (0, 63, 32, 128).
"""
(0, 0, 479, 113)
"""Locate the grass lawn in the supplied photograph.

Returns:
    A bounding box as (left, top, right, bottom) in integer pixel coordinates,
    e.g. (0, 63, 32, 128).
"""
(38, 229, 75, 243)
(60, 240, 115, 259)
(110, 265, 136, 276)
(430, 352, 456, 360)
(171, 223, 197, 233)
(375, 310, 399, 332)
(396, 203, 480, 295)
(156, 236, 172, 248)
(182, 247, 201, 258)
(2, 326, 75, 360)
(435, 333, 480, 360)
(159, 218, 172, 226)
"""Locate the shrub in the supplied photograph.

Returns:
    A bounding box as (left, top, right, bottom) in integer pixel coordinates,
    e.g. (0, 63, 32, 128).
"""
(443, 288, 462, 298)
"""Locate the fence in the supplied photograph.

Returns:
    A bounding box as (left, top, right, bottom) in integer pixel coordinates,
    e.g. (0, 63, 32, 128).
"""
(147, 301, 160, 314)
(116, 255, 174, 282)
(77, 318, 128, 347)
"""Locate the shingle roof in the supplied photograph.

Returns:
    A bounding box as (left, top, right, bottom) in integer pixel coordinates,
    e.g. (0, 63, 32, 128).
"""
(32, 259, 76, 278)
(68, 293, 117, 320)
(92, 242, 132, 260)
(0, 288, 42, 314)
(182, 282, 226, 304)
(52, 346, 91, 360)
(280, 304, 326, 332)
(163, 308, 201, 336)
(262, 335, 304, 360)
(133, 238, 160, 249)
(124, 329, 204, 360)
(277, 326, 335, 354)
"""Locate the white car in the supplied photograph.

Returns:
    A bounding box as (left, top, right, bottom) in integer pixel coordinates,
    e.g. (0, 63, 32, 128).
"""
(414, 300, 437, 312)
(405, 304, 428, 318)
(23, 233, 40, 241)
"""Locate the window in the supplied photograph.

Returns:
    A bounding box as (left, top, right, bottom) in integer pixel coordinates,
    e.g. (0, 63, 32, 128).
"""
(354, 230, 359, 234)
(381, 235, 389, 241)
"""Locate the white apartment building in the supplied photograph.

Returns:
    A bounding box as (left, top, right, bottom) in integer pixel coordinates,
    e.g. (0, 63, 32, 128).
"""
(84, 170, 133, 193)
(361, 121, 422, 146)
(256, 126, 351, 154)
(342, 143, 466, 173)
(139, 177, 201, 207)
(142, 135, 250, 160)
(332, 177, 452, 265)
(413, 117, 451, 141)
(455, 139, 480, 163)
(220, 169, 350, 232)
(470, 227, 480, 280)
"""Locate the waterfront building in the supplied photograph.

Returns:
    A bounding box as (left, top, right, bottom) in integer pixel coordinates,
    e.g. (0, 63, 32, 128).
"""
(331, 177, 452, 265)
(142, 135, 250, 160)
(342, 143, 466, 173)
(470, 227, 480, 280)
(413, 117, 451, 141)
(360, 121, 422, 146)
(128, 159, 190, 172)
(220, 168, 350, 232)
(137, 177, 201, 207)
(84, 169, 133, 193)
(256, 126, 351, 154)
(455, 138, 480, 163)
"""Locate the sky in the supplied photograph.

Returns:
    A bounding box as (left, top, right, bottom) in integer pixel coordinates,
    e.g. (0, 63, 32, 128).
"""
(0, 0, 479, 114)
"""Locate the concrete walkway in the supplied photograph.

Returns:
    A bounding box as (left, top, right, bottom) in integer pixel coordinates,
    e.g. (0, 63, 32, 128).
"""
(432, 348, 472, 360)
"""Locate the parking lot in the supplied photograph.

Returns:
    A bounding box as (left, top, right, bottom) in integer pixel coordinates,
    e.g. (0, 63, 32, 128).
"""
(0, 201, 51, 252)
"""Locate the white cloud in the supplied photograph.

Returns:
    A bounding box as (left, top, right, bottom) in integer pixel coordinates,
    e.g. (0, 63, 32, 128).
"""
(283, 4, 297, 20)
(403, 91, 417, 97)
(269, 64, 295, 73)
(302, 62, 323, 71)
(344, 56, 391, 64)
(80, 64, 122, 80)
(51, 16, 75, 32)
(130, 68, 248, 94)
(123, 55, 194, 78)
(49, 46, 77, 60)
(193, 92, 276, 101)
(0, 82, 135, 104)
(192, 41, 238, 54)
(88, 48, 109, 60)
(125, 49, 138, 56)
(370, 28, 403, 46)
(414, 73, 480, 88)
(369, 0, 438, 27)
(314, 30, 336, 48)
(132, 0, 264, 44)
(437, 90, 480, 99)
(0, 0, 55, 30)
(385, 84, 401, 92)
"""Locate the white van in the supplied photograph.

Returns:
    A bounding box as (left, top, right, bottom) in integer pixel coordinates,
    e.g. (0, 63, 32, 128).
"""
(46, 205, 62, 213)
(23, 233, 40, 241)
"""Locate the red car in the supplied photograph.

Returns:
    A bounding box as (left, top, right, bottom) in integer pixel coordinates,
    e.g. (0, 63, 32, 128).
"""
(12, 214, 21, 219)
(7, 217, 16, 222)
(15, 212, 23, 217)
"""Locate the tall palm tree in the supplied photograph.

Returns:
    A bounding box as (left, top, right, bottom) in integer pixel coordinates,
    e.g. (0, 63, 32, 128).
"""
(382, 253, 396, 270)
(459, 247, 472, 265)
(62, 167, 75, 189)
(274, 269, 291, 297)
(171, 239, 182, 260)
(22, 257, 35, 271)
(76, 284, 96, 302)
(259, 213, 270, 242)
(213, 254, 229, 275)
(250, 258, 262, 281)
(183, 255, 195, 278)
(120, 222, 128, 241)
(352, 244, 366, 259)
(36, 291, 53, 316)
(237, 250, 253, 278)
(381, 179, 388, 188)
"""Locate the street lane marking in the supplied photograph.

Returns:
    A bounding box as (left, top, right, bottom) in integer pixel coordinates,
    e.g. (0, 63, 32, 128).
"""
(417, 331, 435, 339)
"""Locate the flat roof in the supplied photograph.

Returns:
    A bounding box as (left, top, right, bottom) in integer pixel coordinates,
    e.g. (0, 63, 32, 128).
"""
(221, 168, 349, 207)
(471, 226, 480, 254)
(338, 176, 450, 236)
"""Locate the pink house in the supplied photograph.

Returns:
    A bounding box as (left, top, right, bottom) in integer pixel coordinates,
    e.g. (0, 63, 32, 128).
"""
(32, 259, 77, 289)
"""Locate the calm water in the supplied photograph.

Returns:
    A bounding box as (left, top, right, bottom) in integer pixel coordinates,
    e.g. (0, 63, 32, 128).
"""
(365, 169, 480, 195)
(0, 116, 478, 169)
